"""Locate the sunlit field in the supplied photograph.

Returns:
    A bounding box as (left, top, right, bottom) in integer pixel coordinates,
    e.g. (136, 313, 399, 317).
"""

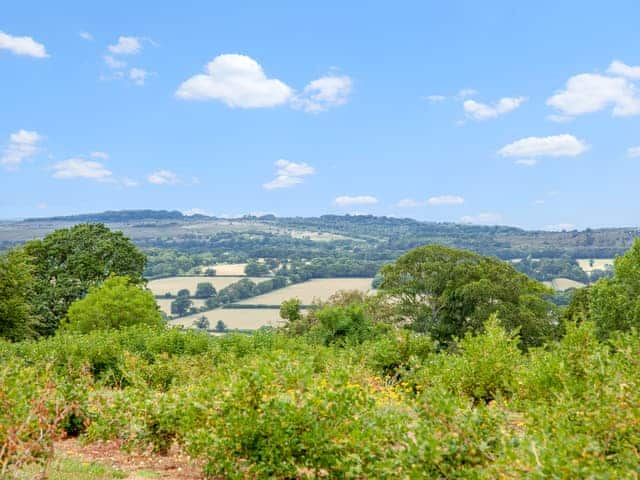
(147, 276, 267, 296)
(171, 307, 289, 330)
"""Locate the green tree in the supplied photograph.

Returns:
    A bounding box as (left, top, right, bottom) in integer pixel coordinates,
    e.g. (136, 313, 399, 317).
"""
(64, 275, 162, 333)
(280, 298, 302, 323)
(379, 245, 557, 348)
(23, 223, 146, 335)
(171, 296, 193, 317)
(195, 282, 216, 298)
(245, 261, 270, 276)
(177, 288, 190, 297)
(0, 248, 40, 341)
(214, 320, 227, 332)
(195, 316, 210, 330)
(587, 239, 640, 338)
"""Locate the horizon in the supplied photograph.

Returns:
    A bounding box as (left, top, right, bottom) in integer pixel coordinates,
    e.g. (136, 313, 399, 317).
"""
(2, 1, 640, 230)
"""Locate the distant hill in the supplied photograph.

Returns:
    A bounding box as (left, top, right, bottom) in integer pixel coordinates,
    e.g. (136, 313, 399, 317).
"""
(22, 209, 210, 223)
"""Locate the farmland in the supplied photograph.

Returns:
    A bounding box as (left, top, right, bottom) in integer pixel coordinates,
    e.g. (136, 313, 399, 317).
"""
(171, 308, 287, 330)
(196, 263, 247, 275)
(543, 277, 586, 291)
(233, 277, 375, 306)
(577, 258, 614, 273)
(147, 276, 267, 296)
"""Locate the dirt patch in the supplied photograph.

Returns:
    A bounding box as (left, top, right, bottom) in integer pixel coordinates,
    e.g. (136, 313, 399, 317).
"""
(56, 438, 203, 479)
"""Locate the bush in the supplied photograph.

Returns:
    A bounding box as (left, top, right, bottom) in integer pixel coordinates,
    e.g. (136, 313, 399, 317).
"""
(64, 275, 163, 333)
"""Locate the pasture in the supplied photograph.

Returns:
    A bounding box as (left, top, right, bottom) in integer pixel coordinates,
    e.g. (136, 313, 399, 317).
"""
(197, 263, 248, 275)
(577, 258, 614, 273)
(155, 298, 206, 315)
(170, 308, 288, 330)
(234, 277, 375, 306)
(147, 276, 266, 296)
(544, 277, 586, 291)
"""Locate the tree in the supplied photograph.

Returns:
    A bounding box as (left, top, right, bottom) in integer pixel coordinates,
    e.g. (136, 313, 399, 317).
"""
(195, 282, 216, 298)
(245, 261, 270, 276)
(0, 248, 40, 341)
(214, 320, 228, 333)
(280, 298, 302, 323)
(203, 268, 217, 277)
(379, 245, 557, 348)
(587, 239, 640, 338)
(171, 296, 193, 317)
(177, 288, 191, 298)
(23, 223, 146, 336)
(195, 316, 210, 330)
(64, 275, 162, 333)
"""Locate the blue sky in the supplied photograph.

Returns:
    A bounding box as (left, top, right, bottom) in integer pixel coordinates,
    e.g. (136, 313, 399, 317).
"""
(1, 1, 639, 229)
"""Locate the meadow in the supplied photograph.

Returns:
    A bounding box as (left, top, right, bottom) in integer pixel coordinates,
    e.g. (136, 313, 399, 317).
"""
(196, 263, 248, 275)
(233, 278, 374, 306)
(170, 307, 287, 330)
(576, 258, 614, 273)
(147, 276, 267, 296)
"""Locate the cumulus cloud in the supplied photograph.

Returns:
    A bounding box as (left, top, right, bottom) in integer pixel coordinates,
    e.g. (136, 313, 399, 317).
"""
(463, 96, 526, 121)
(608, 60, 640, 80)
(334, 195, 378, 206)
(627, 146, 640, 158)
(176, 54, 293, 108)
(547, 73, 640, 117)
(0, 31, 48, 58)
(456, 88, 478, 99)
(104, 55, 126, 69)
(148, 170, 180, 185)
(90, 151, 109, 159)
(427, 195, 464, 206)
(293, 75, 352, 112)
(460, 212, 502, 225)
(424, 95, 446, 103)
(263, 159, 315, 190)
(52, 158, 113, 180)
(1, 130, 42, 169)
(108, 36, 141, 55)
(129, 67, 148, 86)
(79, 31, 93, 41)
(499, 134, 588, 160)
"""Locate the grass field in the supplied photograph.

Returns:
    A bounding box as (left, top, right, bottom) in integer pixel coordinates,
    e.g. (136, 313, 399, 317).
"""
(577, 258, 614, 273)
(544, 277, 587, 291)
(233, 277, 374, 306)
(170, 307, 289, 330)
(147, 276, 266, 296)
(155, 298, 206, 315)
(197, 263, 248, 275)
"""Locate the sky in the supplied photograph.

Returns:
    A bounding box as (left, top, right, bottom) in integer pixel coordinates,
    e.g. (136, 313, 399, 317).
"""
(1, 1, 639, 230)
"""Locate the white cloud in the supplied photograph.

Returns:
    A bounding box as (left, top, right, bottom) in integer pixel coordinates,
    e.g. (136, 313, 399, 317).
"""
(0, 31, 48, 58)
(460, 212, 502, 224)
(396, 198, 421, 208)
(148, 170, 180, 185)
(544, 223, 575, 232)
(79, 31, 93, 41)
(121, 177, 139, 187)
(547, 73, 640, 117)
(499, 134, 588, 159)
(463, 96, 526, 121)
(515, 158, 538, 167)
(263, 159, 315, 190)
(108, 36, 141, 55)
(293, 75, 352, 112)
(1, 129, 42, 169)
(334, 195, 378, 206)
(607, 60, 640, 80)
(183, 208, 209, 216)
(627, 146, 640, 158)
(52, 158, 112, 180)
(456, 88, 477, 99)
(104, 55, 126, 69)
(176, 54, 293, 108)
(90, 151, 109, 159)
(129, 67, 148, 86)
(424, 95, 446, 103)
(427, 195, 464, 206)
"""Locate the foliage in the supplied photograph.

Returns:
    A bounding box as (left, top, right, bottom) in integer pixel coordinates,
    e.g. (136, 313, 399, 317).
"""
(64, 276, 163, 333)
(244, 261, 270, 276)
(23, 223, 145, 336)
(279, 298, 301, 323)
(0, 249, 40, 342)
(194, 282, 216, 298)
(380, 245, 558, 348)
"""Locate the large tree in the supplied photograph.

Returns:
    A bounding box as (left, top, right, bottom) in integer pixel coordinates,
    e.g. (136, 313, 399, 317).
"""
(379, 245, 557, 348)
(64, 275, 162, 333)
(23, 223, 146, 335)
(0, 248, 40, 341)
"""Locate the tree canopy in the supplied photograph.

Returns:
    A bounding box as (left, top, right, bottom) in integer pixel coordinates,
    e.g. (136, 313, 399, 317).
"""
(0, 248, 40, 341)
(379, 245, 557, 347)
(64, 275, 162, 333)
(23, 223, 146, 335)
